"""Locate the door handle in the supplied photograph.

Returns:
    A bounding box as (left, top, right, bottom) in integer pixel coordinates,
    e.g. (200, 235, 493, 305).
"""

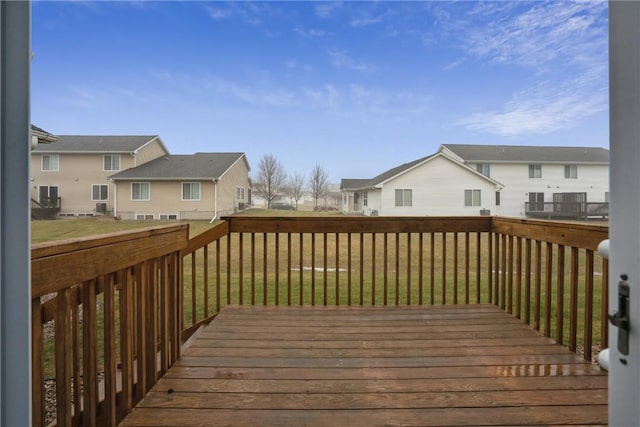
(609, 275, 630, 356)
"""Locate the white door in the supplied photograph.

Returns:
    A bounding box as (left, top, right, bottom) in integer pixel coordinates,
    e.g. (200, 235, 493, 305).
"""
(609, 2, 640, 425)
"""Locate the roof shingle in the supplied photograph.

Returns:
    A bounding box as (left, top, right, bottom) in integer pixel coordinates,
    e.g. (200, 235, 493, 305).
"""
(441, 144, 609, 163)
(32, 135, 161, 153)
(109, 153, 246, 180)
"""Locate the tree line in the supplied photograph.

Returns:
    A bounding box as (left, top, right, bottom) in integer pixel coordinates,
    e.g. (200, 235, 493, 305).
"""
(252, 154, 330, 209)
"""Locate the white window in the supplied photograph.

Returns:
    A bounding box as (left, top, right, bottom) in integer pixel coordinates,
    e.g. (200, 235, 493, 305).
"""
(91, 184, 108, 201)
(528, 164, 542, 178)
(236, 187, 245, 200)
(464, 189, 481, 206)
(564, 164, 578, 179)
(159, 214, 178, 220)
(182, 182, 200, 200)
(132, 182, 150, 201)
(41, 154, 59, 171)
(395, 189, 412, 207)
(476, 163, 490, 177)
(363, 192, 368, 207)
(103, 154, 121, 171)
(136, 214, 154, 220)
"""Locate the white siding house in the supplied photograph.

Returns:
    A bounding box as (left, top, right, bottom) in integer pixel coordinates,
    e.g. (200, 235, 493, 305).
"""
(440, 144, 609, 219)
(342, 144, 609, 218)
(341, 153, 502, 216)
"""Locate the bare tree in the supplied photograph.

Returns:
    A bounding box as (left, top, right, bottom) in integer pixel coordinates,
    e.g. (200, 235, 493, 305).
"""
(253, 154, 287, 208)
(285, 172, 306, 210)
(308, 164, 329, 207)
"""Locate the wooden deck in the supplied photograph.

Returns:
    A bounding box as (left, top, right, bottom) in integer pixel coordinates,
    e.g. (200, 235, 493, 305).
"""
(120, 305, 608, 426)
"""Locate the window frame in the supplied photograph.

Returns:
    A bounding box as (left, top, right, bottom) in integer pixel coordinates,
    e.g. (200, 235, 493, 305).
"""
(182, 182, 201, 201)
(103, 154, 121, 172)
(363, 191, 368, 207)
(464, 189, 481, 207)
(91, 184, 109, 201)
(564, 164, 578, 179)
(528, 164, 542, 178)
(476, 163, 491, 177)
(41, 154, 59, 172)
(131, 182, 150, 201)
(159, 214, 178, 220)
(135, 214, 154, 220)
(395, 189, 412, 207)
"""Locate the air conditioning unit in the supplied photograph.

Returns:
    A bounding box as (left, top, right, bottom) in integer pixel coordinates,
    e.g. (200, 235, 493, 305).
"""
(96, 203, 107, 213)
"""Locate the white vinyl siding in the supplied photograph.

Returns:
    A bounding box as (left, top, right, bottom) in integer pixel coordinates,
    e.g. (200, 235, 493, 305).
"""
(182, 182, 201, 200)
(103, 154, 121, 171)
(91, 184, 108, 201)
(395, 189, 412, 207)
(41, 154, 59, 171)
(131, 182, 150, 201)
(464, 189, 481, 206)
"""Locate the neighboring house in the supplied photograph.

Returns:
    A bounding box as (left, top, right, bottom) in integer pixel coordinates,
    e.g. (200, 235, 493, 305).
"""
(440, 144, 609, 219)
(31, 124, 58, 145)
(109, 152, 251, 221)
(31, 135, 168, 216)
(341, 153, 503, 216)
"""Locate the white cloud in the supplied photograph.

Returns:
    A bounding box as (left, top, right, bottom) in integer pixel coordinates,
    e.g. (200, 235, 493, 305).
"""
(294, 27, 327, 38)
(206, 6, 232, 20)
(450, 1, 608, 137)
(461, 1, 607, 69)
(327, 50, 373, 72)
(459, 77, 607, 137)
(315, 2, 342, 19)
(350, 16, 383, 27)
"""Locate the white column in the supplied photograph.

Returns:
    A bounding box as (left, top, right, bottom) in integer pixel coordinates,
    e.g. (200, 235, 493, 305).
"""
(0, 1, 32, 425)
(609, 1, 640, 424)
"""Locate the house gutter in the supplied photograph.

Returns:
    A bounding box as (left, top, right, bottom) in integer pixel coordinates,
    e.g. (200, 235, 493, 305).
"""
(209, 178, 218, 223)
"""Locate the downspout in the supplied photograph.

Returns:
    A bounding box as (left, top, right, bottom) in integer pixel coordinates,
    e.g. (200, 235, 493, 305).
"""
(111, 179, 117, 218)
(209, 178, 218, 223)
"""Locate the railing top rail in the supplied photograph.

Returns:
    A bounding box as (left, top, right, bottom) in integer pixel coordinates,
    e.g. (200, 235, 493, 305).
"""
(32, 224, 189, 297)
(222, 216, 494, 234)
(32, 224, 188, 260)
(491, 216, 608, 250)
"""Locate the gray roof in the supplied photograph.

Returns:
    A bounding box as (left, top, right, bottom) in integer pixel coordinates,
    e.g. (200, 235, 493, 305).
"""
(340, 155, 433, 190)
(32, 135, 160, 153)
(441, 144, 609, 164)
(109, 153, 247, 180)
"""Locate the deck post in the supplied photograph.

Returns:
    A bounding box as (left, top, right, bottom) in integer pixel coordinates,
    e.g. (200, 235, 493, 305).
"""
(0, 1, 32, 425)
(609, 0, 640, 424)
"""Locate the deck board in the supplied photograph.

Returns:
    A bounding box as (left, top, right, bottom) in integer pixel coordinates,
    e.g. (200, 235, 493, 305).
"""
(120, 304, 607, 426)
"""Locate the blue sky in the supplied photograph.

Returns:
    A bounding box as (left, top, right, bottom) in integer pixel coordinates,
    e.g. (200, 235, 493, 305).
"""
(31, 1, 609, 182)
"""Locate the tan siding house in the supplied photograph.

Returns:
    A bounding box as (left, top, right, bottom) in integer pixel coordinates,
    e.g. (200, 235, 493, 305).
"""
(31, 135, 168, 216)
(110, 153, 251, 220)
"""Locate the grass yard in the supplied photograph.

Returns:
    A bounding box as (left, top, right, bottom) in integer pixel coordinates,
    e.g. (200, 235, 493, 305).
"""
(30, 208, 344, 243)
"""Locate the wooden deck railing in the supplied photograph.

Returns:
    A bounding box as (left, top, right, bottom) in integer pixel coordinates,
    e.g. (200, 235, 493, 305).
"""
(32, 216, 608, 425)
(31, 225, 188, 427)
(182, 216, 608, 362)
